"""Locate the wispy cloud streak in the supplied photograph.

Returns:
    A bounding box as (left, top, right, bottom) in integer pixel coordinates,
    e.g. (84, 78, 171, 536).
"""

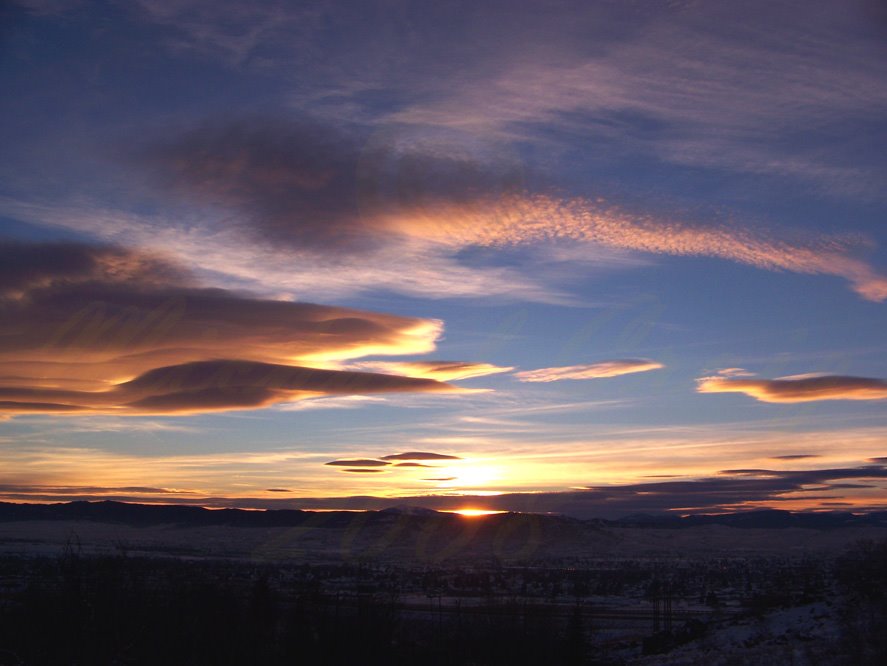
(392, 194, 887, 301)
(515, 358, 663, 383)
(350, 361, 513, 381)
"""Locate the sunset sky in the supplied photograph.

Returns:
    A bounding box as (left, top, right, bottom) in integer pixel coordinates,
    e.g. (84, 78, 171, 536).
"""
(1, 0, 886, 518)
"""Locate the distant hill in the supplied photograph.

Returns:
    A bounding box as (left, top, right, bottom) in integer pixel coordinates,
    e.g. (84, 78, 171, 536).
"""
(1, 500, 885, 530)
(611, 508, 887, 529)
(2, 501, 887, 562)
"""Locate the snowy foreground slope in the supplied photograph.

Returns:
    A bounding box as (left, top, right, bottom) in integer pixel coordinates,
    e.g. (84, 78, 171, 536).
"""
(0, 503, 885, 663)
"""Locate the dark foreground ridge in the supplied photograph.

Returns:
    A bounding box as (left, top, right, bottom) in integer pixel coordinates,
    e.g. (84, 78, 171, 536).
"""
(1, 500, 887, 529)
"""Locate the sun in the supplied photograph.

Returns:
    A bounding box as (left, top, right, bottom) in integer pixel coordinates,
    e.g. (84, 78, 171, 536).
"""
(445, 509, 507, 518)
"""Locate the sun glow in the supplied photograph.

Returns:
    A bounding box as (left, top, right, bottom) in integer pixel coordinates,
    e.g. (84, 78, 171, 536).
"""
(434, 464, 502, 488)
(445, 508, 507, 517)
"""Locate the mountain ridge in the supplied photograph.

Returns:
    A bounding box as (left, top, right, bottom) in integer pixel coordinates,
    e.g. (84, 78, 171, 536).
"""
(1, 500, 886, 530)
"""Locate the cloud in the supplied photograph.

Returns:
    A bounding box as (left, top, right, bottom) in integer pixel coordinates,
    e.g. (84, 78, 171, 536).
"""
(568, 465, 887, 515)
(12, 106, 887, 303)
(139, 117, 525, 255)
(770, 454, 821, 460)
(441, 465, 887, 516)
(136, 0, 887, 197)
(140, 119, 371, 253)
(6, 3, 887, 308)
(0, 240, 474, 415)
(385, 2, 887, 195)
(277, 395, 388, 411)
(325, 459, 389, 467)
(5, 465, 882, 518)
(697, 374, 887, 403)
(350, 360, 514, 381)
(0, 360, 459, 415)
(133, 0, 315, 65)
(0, 483, 193, 496)
(380, 451, 461, 461)
(717, 368, 756, 377)
(1, 196, 564, 303)
(118, 113, 887, 302)
(515, 358, 663, 383)
(391, 194, 887, 302)
(393, 462, 430, 468)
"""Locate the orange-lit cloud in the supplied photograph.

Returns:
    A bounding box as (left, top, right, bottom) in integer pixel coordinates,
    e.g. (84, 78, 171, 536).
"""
(0, 359, 459, 416)
(0, 240, 477, 416)
(349, 360, 514, 381)
(515, 358, 663, 383)
(697, 374, 887, 403)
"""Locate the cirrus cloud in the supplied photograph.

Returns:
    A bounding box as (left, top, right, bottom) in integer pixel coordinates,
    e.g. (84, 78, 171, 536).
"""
(349, 360, 514, 381)
(515, 358, 664, 383)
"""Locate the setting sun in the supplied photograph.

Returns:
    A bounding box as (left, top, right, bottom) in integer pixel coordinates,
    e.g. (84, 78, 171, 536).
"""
(445, 509, 508, 517)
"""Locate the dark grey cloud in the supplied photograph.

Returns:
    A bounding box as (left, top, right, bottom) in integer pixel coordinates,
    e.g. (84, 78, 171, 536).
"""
(140, 117, 524, 253)
(0, 239, 187, 297)
(0, 484, 192, 495)
(394, 462, 430, 468)
(325, 459, 389, 467)
(381, 451, 461, 461)
(771, 454, 822, 460)
(0, 400, 85, 412)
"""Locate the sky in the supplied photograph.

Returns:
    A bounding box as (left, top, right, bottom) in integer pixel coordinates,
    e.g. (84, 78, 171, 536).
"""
(1, 0, 886, 518)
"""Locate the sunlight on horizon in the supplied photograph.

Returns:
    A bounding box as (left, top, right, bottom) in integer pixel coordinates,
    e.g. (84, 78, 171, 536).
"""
(443, 508, 509, 517)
